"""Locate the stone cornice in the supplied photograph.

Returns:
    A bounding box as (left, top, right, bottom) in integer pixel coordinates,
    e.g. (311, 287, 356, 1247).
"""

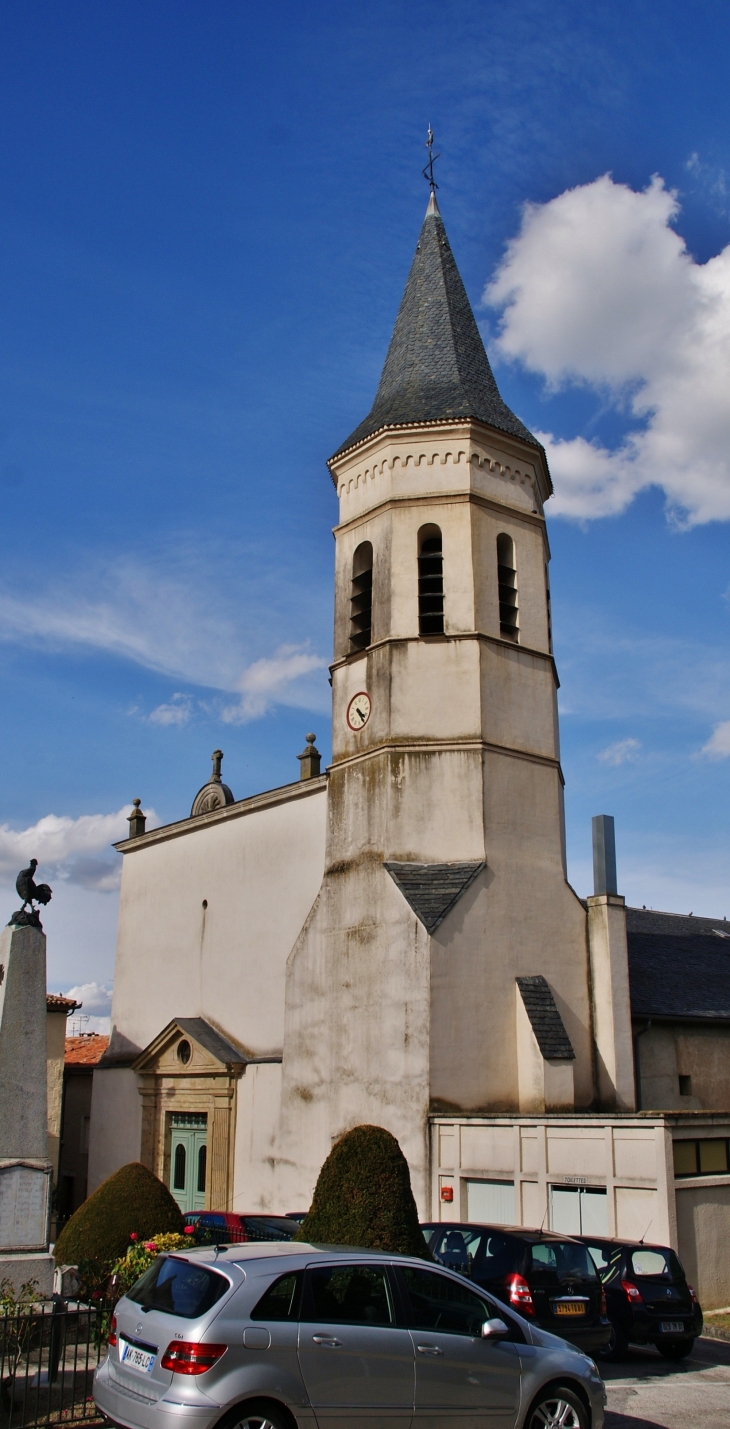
(328, 419, 551, 511)
(115, 773, 328, 854)
(329, 736, 565, 785)
(330, 629, 559, 688)
(328, 418, 552, 504)
(334, 487, 551, 557)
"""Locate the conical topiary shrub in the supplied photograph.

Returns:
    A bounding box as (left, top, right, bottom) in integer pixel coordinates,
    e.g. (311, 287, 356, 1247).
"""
(53, 1162, 184, 1267)
(293, 1124, 429, 1257)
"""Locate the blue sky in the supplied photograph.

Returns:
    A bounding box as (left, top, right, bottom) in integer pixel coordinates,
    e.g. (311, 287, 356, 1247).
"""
(2, 0, 730, 1023)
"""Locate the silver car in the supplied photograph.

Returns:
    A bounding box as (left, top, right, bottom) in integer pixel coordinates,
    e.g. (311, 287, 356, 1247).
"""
(94, 1242, 606, 1429)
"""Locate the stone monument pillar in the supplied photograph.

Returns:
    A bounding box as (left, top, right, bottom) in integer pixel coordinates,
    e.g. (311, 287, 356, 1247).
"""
(0, 921, 55, 1295)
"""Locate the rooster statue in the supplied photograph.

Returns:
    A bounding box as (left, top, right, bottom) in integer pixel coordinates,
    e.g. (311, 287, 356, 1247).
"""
(9, 859, 53, 930)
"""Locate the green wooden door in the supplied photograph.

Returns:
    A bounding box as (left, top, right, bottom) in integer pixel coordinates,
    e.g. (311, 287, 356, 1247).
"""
(169, 1113, 207, 1214)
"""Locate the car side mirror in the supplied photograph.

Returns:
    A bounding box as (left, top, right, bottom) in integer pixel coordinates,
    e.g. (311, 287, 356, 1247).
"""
(481, 1318, 509, 1339)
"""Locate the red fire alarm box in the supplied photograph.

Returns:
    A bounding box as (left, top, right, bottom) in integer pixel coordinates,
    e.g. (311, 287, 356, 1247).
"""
(440, 1185, 454, 1203)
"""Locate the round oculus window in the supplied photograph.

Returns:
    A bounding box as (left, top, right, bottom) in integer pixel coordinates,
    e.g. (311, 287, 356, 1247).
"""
(177, 1039, 192, 1065)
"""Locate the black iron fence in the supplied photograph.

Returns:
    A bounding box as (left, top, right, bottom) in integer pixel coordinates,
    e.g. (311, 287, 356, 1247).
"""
(0, 1298, 103, 1429)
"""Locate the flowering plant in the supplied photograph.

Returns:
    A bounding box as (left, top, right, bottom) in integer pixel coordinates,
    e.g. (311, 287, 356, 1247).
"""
(95, 1231, 191, 1342)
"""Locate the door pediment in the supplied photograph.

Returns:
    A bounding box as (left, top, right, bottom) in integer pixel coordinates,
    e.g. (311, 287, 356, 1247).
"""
(132, 1017, 248, 1077)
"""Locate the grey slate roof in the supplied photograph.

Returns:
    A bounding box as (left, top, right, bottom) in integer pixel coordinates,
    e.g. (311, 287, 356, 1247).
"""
(332, 195, 544, 462)
(626, 907, 730, 1022)
(175, 1018, 248, 1065)
(626, 907, 730, 938)
(384, 860, 485, 934)
(516, 976, 575, 1060)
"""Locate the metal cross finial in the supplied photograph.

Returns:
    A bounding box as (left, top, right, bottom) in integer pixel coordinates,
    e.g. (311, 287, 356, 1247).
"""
(211, 749, 223, 782)
(422, 125, 440, 192)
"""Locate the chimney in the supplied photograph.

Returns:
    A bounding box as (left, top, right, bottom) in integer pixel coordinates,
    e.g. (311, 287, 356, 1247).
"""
(297, 733, 321, 780)
(127, 799, 146, 839)
(586, 813, 635, 1111)
(592, 813, 618, 895)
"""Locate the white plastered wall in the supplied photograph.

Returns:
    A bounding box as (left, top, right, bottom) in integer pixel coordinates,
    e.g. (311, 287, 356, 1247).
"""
(88, 1068, 142, 1193)
(89, 780, 327, 1194)
(232, 1062, 284, 1213)
(110, 781, 327, 1060)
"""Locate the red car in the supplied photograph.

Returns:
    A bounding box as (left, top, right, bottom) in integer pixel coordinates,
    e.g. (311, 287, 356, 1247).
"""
(191, 1211, 296, 1244)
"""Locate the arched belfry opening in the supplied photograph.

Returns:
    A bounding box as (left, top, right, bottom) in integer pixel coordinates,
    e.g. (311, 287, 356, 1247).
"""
(497, 533, 519, 642)
(418, 525, 444, 635)
(349, 541, 373, 652)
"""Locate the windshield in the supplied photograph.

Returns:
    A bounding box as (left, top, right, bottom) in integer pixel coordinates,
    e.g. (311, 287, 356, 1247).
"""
(630, 1247, 684, 1279)
(241, 1216, 296, 1242)
(127, 1256, 230, 1318)
(529, 1241, 598, 1280)
(432, 1227, 484, 1271)
(583, 1243, 623, 1284)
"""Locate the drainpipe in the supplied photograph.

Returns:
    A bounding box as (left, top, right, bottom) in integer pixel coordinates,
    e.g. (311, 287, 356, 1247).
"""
(633, 1020, 652, 1111)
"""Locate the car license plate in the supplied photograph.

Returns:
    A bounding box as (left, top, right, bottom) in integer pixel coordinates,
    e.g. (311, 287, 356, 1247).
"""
(554, 1303, 585, 1316)
(120, 1340, 156, 1372)
(659, 1321, 685, 1334)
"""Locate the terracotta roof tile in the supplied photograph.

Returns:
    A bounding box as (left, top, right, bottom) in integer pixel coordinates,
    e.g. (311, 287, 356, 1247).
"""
(65, 1034, 110, 1066)
(47, 993, 80, 1013)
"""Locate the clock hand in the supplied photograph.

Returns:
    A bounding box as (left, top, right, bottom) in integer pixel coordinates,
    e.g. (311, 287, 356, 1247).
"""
(356, 708, 366, 722)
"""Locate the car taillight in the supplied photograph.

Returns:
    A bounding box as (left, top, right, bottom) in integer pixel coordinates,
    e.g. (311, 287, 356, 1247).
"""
(621, 1279, 642, 1303)
(504, 1272, 534, 1315)
(600, 1288, 607, 1316)
(160, 1343, 227, 1375)
(688, 1284, 699, 1304)
(108, 1315, 117, 1348)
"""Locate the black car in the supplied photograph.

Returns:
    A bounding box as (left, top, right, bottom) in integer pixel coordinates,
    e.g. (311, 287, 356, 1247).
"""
(422, 1222, 611, 1354)
(575, 1235, 703, 1360)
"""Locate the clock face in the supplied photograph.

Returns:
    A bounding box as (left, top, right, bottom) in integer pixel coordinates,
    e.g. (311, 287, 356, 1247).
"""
(347, 691, 371, 731)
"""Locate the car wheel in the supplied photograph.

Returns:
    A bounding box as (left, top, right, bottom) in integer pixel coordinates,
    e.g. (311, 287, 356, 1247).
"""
(218, 1401, 291, 1429)
(526, 1385, 588, 1429)
(657, 1338, 695, 1361)
(599, 1320, 629, 1362)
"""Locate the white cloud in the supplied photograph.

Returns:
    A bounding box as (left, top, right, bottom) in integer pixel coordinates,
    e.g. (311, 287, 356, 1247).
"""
(699, 721, 730, 759)
(0, 559, 245, 691)
(149, 693, 193, 726)
(0, 805, 156, 893)
(485, 173, 730, 525)
(0, 553, 330, 720)
(222, 645, 328, 723)
(61, 979, 113, 1033)
(597, 737, 641, 766)
(61, 980, 113, 1015)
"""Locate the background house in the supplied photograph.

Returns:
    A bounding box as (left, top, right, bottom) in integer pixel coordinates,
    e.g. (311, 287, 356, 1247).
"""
(58, 1033, 109, 1224)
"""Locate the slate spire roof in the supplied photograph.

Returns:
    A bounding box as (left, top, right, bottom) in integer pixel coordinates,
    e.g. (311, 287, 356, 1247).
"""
(333, 192, 540, 460)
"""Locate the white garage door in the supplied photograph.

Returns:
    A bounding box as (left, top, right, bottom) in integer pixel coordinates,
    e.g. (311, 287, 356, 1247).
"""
(550, 1186, 608, 1235)
(466, 1179, 515, 1224)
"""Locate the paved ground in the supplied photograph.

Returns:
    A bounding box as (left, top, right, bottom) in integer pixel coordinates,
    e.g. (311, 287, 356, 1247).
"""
(601, 1334, 730, 1429)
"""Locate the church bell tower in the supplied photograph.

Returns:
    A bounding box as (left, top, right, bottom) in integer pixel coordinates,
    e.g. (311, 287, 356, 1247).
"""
(279, 190, 600, 1212)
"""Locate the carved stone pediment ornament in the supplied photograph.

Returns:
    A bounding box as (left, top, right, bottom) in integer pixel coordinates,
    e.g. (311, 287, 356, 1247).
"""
(191, 749, 235, 818)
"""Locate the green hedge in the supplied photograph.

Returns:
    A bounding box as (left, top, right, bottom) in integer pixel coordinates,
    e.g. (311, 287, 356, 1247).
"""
(294, 1124, 429, 1257)
(53, 1162, 184, 1267)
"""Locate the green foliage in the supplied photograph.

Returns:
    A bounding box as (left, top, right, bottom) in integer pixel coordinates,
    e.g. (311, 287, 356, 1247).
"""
(0, 1279, 46, 1379)
(0, 1278, 42, 1313)
(53, 1162, 184, 1268)
(293, 1124, 429, 1257)
(109, 1232, 192, 1305)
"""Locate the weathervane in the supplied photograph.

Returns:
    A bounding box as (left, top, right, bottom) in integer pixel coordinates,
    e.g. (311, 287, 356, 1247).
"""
(422, 125, 440, 192)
